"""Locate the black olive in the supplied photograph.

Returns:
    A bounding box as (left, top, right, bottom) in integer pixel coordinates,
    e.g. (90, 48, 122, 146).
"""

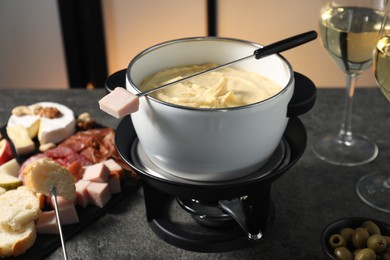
(329, 233, 347, 249)
(354, 248, 376, 260)
(362, 220, 381, 235)
(367, 234, 387, 253)
(333, 247, 353, 260)
(352, 227, 370, 248)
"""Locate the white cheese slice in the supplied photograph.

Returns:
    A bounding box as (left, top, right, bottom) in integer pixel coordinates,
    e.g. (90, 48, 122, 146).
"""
(35, 102, 76, 144)
(7, 114, 40, 139)
(7, 102, 76, 145)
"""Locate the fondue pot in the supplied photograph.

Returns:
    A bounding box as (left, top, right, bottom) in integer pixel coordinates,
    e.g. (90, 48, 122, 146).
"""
(107, 36, 316, 251)
(124, 37, 299, 181)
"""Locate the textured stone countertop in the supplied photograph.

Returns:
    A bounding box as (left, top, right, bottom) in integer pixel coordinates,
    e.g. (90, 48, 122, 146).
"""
(0, 87, 389, 259)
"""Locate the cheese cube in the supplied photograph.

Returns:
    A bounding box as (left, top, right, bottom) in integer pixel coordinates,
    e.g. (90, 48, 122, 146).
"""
(6, 125, 35, 155)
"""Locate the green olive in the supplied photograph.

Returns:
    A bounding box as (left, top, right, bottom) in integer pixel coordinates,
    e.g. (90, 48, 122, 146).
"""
(329, 233, 347, 249)
(354, 248, 376, 260)
(352, 227, 370, 248)
(378, 248, 390, 260)
(383, 236, 390, 246)
(333, 247, 353, 260)
(340, 227, 354, 244)
(362, 220, 381, 235)
(367, 234, 387, 253)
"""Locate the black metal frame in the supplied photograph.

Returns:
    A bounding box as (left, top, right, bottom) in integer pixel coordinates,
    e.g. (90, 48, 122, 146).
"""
(57, 0, 108, 88)
(207, 0, 218, 36)
(58, 0, 218, 88)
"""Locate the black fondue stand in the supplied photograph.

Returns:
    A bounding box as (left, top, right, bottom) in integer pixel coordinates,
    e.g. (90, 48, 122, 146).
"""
(111, 70, 316, 252)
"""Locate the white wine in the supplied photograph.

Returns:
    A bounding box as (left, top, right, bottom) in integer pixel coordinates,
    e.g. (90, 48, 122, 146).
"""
(374, 34, 390, 101)
(319, 6, 383, 74)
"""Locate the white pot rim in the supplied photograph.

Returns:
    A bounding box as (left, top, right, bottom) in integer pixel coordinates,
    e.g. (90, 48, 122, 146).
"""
(126, 36, 294, 112)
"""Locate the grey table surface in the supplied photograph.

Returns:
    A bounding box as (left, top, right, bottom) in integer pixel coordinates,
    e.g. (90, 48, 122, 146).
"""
(0, 87, 389, 260)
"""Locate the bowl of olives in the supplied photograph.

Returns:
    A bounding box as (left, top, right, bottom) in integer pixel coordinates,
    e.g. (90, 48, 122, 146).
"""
(322, 217, 390, 260)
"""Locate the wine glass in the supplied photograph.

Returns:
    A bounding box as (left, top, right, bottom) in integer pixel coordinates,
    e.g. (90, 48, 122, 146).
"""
(312, 0, 385, 166)
(357, 1, 390, 213)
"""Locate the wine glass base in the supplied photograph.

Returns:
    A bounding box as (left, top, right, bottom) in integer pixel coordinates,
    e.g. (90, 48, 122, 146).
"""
(356, 173, 390, 213)
(312, 133, 378, 166)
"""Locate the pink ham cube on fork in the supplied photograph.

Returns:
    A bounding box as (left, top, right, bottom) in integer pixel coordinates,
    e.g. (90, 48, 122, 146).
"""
(98, 87, 139, 118)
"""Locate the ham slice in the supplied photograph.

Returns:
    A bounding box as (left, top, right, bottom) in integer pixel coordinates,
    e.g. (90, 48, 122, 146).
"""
(98, 87, 139, 118)
(86, 182, 111, 208)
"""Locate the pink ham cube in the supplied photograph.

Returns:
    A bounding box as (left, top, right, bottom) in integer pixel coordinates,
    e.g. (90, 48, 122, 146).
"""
(75, 180, 91, 207)
(98, 87, 140, 118)
(82, 163, 109, 182)
(103, 159, 123, 177)
(86, 182, 111, 208)
(36, 204, 79, 234)
(49, 196, 75, 209)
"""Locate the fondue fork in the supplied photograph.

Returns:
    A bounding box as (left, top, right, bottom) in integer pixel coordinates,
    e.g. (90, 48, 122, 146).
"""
(51, 186, 68, 260)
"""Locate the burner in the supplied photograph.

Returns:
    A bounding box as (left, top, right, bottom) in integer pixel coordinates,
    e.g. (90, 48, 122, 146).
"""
(116, 116, 307, 252)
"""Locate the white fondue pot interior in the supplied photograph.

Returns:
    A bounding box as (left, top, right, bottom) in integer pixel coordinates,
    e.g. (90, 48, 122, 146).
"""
(128, 39, 290, 92)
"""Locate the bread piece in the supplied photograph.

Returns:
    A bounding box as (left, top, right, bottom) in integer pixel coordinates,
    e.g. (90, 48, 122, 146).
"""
(24, 158, 76, 201)
(0, 221, 37, 258)
(0, 186, 41, 232)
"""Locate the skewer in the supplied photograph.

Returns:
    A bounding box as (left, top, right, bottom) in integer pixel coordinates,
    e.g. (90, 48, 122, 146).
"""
(51, 186, 68, 260)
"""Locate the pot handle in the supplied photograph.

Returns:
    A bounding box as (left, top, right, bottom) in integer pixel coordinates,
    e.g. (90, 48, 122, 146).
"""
(287, 72, 316, 117)
(105, 69, 127, 93)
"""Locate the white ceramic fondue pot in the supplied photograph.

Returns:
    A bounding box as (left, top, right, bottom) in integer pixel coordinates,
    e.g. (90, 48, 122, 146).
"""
(126, 37, 294, 181)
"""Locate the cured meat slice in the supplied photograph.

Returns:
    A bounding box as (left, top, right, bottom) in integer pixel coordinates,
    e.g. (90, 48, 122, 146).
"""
(45, 146, 74, 158)
(44, 146, 91, 167)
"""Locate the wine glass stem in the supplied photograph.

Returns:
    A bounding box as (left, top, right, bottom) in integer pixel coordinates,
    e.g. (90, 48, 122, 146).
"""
(338, 74, 358, 145)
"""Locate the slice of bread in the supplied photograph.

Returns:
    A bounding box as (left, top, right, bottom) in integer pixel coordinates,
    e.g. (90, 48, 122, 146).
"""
(24, 158, 76, 201)
(0, 221, 37, 258)
(0, 186, 41, 232)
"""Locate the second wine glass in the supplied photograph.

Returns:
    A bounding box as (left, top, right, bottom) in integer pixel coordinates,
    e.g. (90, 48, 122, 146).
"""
(356, 0, 390, 213)
(312, 0, 385, 166)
